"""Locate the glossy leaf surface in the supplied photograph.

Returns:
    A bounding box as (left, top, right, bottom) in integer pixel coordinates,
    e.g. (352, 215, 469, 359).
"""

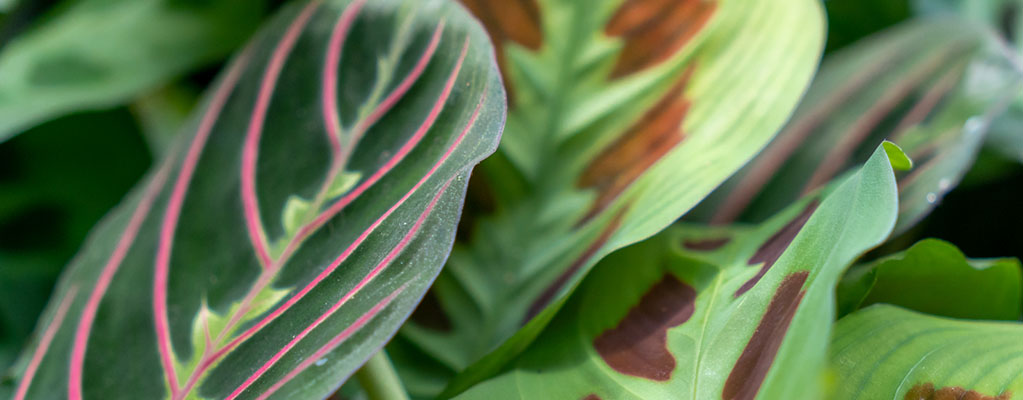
(837, 238, 1022, 320)
(0, 0, 265, 142)
(395, 0, 826, 395)
(694, 17, 1023, 234)
(7, 0, 504, 398)
(830, 305, 1023, 400)
(455, 144, 899, 400)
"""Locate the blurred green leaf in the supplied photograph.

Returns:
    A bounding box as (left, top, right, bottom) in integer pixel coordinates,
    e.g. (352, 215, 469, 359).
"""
(838, 238, 1022, 320)
(130, 84, 200, 156)
(830, 305, 1023, 399)
(693, 17, 1023, 235)
(0, 0, 267, 142)
(0, 108, 151, 376)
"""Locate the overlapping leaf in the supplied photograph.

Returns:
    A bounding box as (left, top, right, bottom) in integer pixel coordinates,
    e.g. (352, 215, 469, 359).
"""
(393, 0, 825, 395)
(692, 17, 1023, 234)
(830, 305, 1023, 400)
(837, 238, 1022, 320)
(7, 0, 504, 398)
(0, 0, 266, 142)
(454, 144, 899, 400)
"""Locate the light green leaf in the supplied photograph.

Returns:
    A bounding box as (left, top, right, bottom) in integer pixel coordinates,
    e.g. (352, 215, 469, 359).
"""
(830, 305, 1023, 400)
(455, 144, 899, 400)
(396, 0, 826, 396)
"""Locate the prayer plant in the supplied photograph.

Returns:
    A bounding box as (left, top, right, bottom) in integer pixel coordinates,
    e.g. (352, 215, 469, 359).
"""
(1, 0, 1021, 399)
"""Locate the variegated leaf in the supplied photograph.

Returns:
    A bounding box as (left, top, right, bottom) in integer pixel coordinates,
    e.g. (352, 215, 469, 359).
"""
(7, 0, 504, 398)
(393, 0, 825, 396)
(454, 144, 900, 400)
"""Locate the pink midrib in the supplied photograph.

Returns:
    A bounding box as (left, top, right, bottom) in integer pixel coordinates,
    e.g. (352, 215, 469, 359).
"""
(225, 178, 454, 400)
(210, 82, 483, 374)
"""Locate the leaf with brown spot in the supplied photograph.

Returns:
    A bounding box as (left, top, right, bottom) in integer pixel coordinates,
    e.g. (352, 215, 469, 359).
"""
(397, 0, 826, 397)
(831, 305, 1023, 400)
(453, 144, 899, 400)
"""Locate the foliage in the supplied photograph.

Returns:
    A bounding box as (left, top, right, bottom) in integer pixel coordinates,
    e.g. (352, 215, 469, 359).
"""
(1, 0, 1021, 399)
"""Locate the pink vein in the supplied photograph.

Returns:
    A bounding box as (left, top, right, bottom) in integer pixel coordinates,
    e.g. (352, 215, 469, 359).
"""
(152, 49, 253, 398)
(322, 0, 366, 160)
(295, 38, 470, 248)
(355, 21, 446, 139)
(175, 27, 467, 398)
(226, 177, 454, 400)
(208, 89, 484, 369)
(279, 21, 449, 265)
(16, 286, 77, 400)
(254, 286, 406, 400)
(242, 1, 320, 269)
(67, 160, 174, 400)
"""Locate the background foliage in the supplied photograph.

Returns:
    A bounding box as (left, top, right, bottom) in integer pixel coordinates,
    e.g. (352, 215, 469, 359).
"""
(0, 0, 1021, 398)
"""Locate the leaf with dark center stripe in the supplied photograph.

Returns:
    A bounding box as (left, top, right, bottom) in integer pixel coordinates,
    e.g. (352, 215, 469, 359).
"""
(830, 305, 1023, 400)
(394, 0, 826, 396)
(693, 17, 1023, 235)
(8, 1, 504, 399)
(454, 144, 899, 400)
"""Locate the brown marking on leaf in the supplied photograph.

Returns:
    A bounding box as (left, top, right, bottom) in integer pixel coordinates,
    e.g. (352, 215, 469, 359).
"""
(459, 0, 541, 104)
(594, 274, 697, 381)
(577, 67, 695, 224)
(722, 271, 809, 400)
(460, 0, 541, 50)
(524, 211, 625, 323)
(905, 382, 1012, 400)
(606, 0, 716, 78)
(410, 290, 452, 332)
(582, 395, 602, 400)
(683, 237, 730, 251)
(734, 199, 819, 297)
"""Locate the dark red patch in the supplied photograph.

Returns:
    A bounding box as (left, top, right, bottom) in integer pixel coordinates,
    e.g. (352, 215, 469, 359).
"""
(905, 382, 1012, 400)
(723, 271, 808, 400)
(410, 290, 452, 332)
(578, 68, 695, 224)
(594, 275, 697, 381)
(460, 0, 542, 104)
(734, 200, 818, 297)
(524, 212, 624, 323)
(606, 0, 717, 77)
(683, 237, 730, 251)
(582, 395, 602, 400)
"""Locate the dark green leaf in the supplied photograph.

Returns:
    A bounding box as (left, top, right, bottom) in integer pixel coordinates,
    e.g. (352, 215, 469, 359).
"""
(7, 0, 504, 398)
(837, 238, 1022, 320)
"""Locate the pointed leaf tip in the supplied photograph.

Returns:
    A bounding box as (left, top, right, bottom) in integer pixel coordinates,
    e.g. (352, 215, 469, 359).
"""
(881, 141, 913, 171)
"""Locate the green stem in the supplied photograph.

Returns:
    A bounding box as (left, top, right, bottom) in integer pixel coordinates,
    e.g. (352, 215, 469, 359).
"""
(354, 350, 409, 400)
